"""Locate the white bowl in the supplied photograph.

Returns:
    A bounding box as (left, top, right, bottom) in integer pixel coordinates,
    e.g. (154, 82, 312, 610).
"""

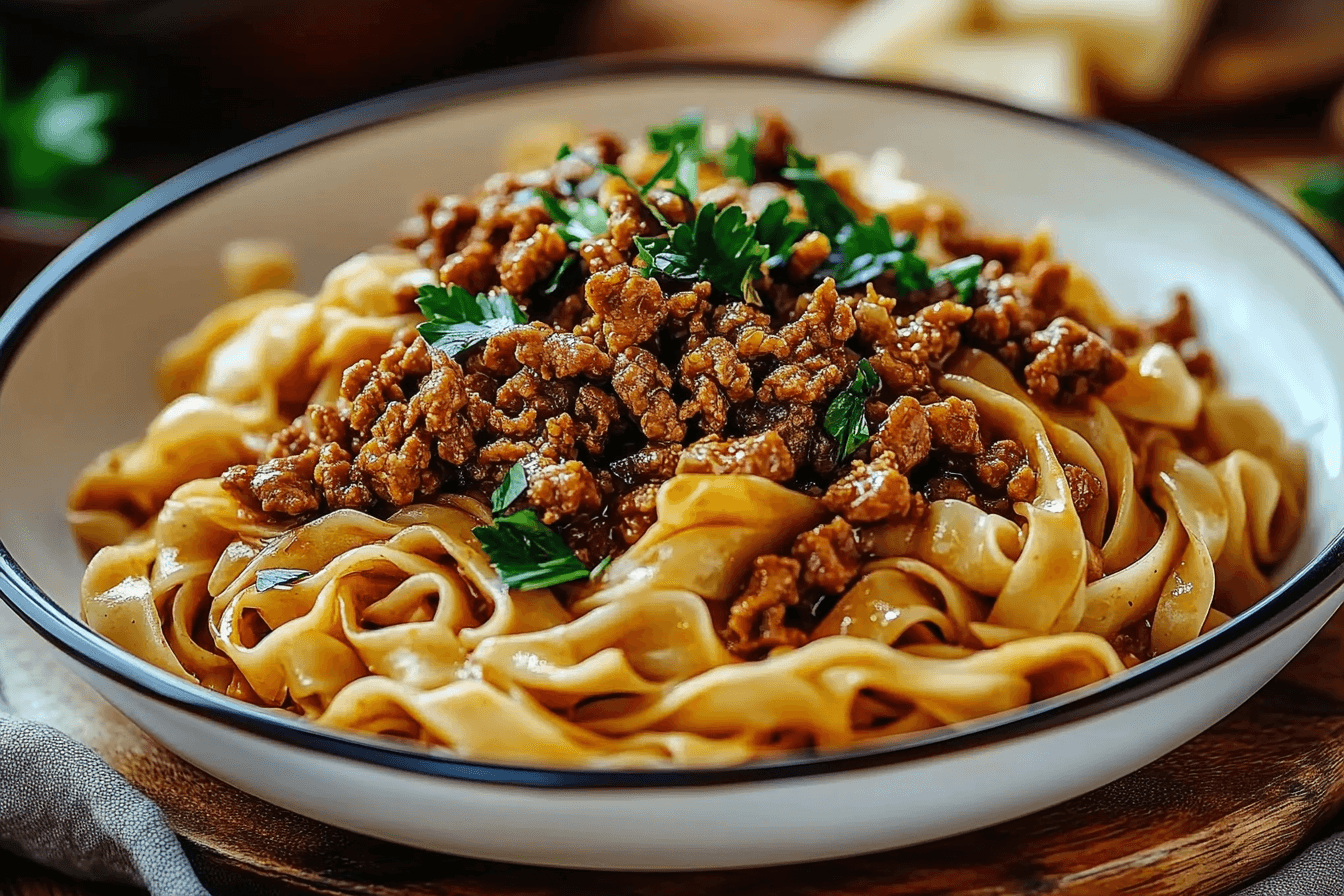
(2, 61, 1343, 871)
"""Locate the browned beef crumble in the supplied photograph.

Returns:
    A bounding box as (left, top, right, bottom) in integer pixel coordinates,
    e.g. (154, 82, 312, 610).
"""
(221, 112, 1171, 660)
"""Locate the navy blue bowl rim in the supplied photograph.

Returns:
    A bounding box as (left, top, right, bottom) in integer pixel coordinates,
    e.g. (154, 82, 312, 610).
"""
(2, 57, 1343, 789)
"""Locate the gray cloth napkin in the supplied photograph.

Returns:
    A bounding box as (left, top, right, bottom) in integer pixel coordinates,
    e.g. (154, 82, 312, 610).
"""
(0, 681, 210, 895)
(1235, 835, 1344, 896)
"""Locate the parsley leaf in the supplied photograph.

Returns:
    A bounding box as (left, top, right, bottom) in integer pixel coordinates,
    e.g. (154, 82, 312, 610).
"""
(721, 124, 757, 182)
(643, 115, 705, 200)
(472, 510, 590, 590)
(415, 284, 526, 357)
(518, 188, 608, 247)
(256, 568, 310, 592)
(635, 202, 768, 299)
(754, 198, 810, 269)
(491, 462, 528, 515)
(827, 216, 926, 290)
(1298, 166, 1344, 224)
(781, 147, 941, 293)
(540, 255, 579, 298)
(930, 254, 984, 303)
(781, 146, 857, 238)
(589, 555, 613, 582)
(824, 359, 880, 459)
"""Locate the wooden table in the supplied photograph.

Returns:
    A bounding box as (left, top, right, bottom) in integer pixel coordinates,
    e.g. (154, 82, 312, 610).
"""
(2, 132, 1340, 896)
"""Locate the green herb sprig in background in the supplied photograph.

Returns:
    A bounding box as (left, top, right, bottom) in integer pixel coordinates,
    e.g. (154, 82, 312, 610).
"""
(1, 56, 145, 219)
(1298, 166, 1344, 225)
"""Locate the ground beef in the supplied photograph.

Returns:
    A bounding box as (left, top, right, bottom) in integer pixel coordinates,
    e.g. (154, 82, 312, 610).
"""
(723, 555, 808, 658)
(1023, 317, 1127, 402)
(752, 111, 794, 178)
(612, 347, 685, 442)
(222, 449, 321, 516)
(228, 111, 1144, 665)
(822, 452, 918, 523)
(791, 517, 861, 595)
(586, 266, 668, 354)
(498, 224, 567, 295)
(615, 482, 661, 545)
(925, 397, 983, 454)
(872, 397, 932, 473)
(786, 231, 830, 280)
(1063, 463, 1103, 514)
(975, 439, 1035, 500)
(525, 458, 603, 524)
(676, 431, 795, 481)
(440, 241, 496, 295)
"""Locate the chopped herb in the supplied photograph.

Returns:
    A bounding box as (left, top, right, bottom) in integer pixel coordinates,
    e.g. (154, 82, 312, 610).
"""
(781, 147, 857, 238)
(472, 509, 590, 590)
(781, 147, 944, 293)
(721, 124, 757, 182)
(643, 115, 705, 200)
(415, 284, 527, 358)
(634, 202, 768, 299)
(754, 198, 810, 269)
(1297, 166, 1344, 224)
(824, 359, 880, 459)
(491, 462, 528, 515)
(518, 188, 608, 247)
(556, 142, 572, 161)
(930, 254, 984, 303)
(540, 255, 579, 298)
(589, 555, 613, 582)
(826, 216, 926, 290)
(256, 568, 310, 592)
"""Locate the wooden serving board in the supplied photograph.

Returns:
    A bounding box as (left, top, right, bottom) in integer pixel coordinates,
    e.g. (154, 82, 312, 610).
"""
(5, 602, 1344, 896)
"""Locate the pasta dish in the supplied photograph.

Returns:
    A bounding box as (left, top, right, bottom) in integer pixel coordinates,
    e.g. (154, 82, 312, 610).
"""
(69, 113, 1306, 767)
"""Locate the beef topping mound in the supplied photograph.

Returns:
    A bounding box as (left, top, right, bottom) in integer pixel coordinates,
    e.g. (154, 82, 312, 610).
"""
(221, 114, 1157, 658)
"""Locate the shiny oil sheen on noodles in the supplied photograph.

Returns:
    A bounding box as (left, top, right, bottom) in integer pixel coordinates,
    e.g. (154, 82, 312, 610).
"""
(68, 113, 1306, 767)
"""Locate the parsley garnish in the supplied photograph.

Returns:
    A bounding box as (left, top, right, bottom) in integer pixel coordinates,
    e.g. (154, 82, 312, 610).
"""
(589, 555, 613, 582)
(781, 147, 857, 239)
(784, 147, 967, 295)
(824, 359, 880, 459)
(643, 115, 705, 200)
(754, 198, 810, 269)
(826, 216, 925, 290)
(518, 189, 608, 247)
(930, 254, 984, 303)
(540, 255, 579, 298)
(635, 202, 768, 299)
(415, 284, 527, 358)
(472, 510, 590, 590)
(491, 462, 528, 515)
(721, 124, 757, 182)
(1298, 166, 1344, 224)
(256, 568, 310, 592)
